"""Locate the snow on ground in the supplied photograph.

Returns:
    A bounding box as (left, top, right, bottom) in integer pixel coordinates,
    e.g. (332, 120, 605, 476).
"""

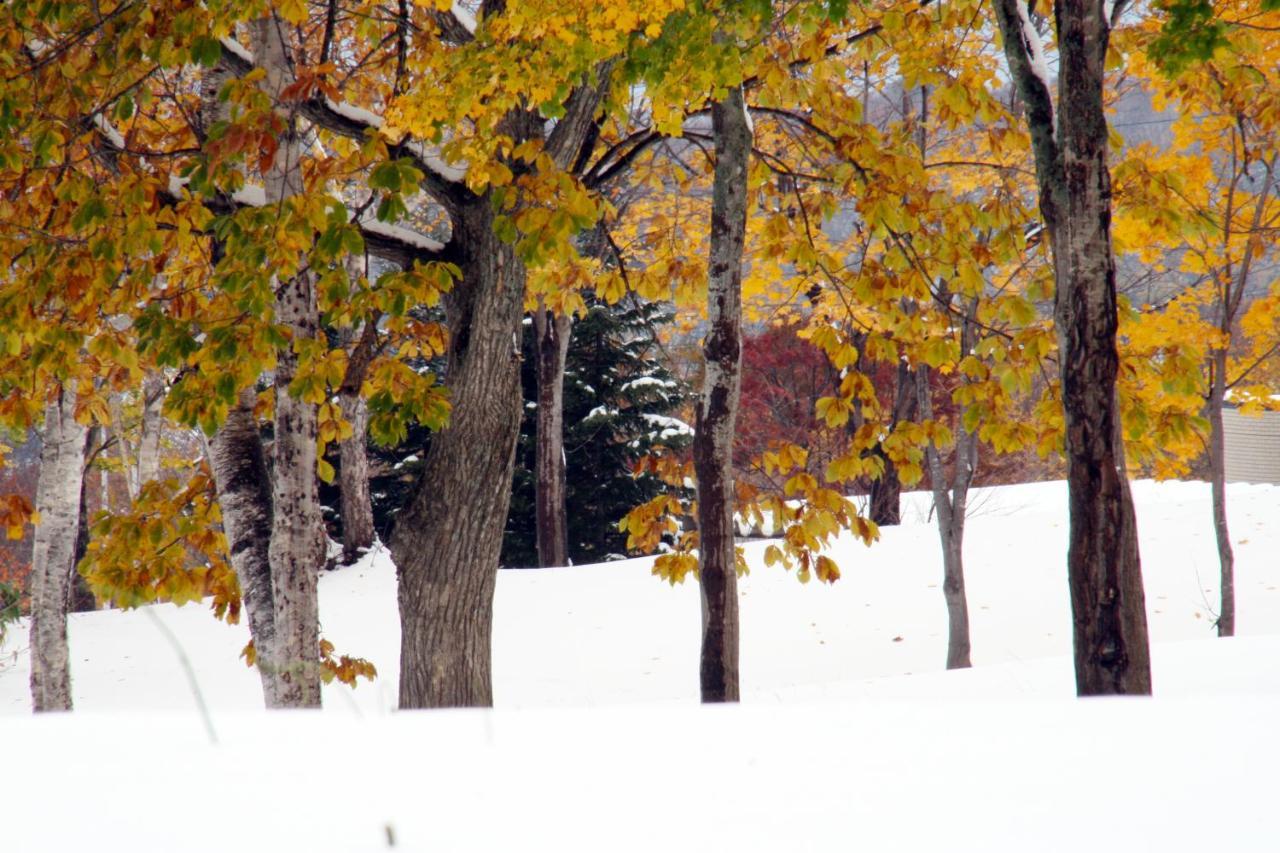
(2, 479, 1279, 851)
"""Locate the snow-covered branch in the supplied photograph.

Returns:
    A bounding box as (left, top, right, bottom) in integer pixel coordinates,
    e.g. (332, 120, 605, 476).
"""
(217, 38, 471, 200)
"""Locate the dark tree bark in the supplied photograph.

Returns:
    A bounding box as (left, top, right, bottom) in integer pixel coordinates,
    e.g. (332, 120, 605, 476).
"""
(68, 426, 101, 615)
(532, 309, 572, 567)
(29, 386, 90, 712)
(391, 195, 529, 709)
(1203, 154, 1274, 637)
(1207, 349, 1234, 636)
(694, 86, 751, 704)
(206, 388, 283, 707)
(338, 390, 375, 565)
(869, 360, 918, 526)
(993, 0, 1151, 695)
(390, 50, 611, 707)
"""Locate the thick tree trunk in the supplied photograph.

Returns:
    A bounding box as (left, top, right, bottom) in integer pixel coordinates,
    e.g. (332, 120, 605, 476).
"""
(994, 0, 1151, 695)
(206, 388, 283, 707)
(136, 371, 164, 487)
(339, 391, 375, 565)
(694, 87, 750, 704)
(1207, 349, 1234, 636)
(533, 309, 572, 567)
(252, 14, 324, 707)
(389, 56, 608, 708)
(391, 198, 528, 708)
(29, 386, 90, 712)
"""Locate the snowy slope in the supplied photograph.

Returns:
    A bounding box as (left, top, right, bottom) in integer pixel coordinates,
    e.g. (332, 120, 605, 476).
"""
(2, 479, 1279, 851)
(3, 479, 1277, 713)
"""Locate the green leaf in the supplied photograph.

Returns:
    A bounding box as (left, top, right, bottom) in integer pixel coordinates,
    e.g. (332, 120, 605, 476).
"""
(191, 35, 224, 68)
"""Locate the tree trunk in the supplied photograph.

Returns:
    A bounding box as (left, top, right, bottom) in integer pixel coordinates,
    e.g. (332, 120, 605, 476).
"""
(917, 368, 973, 670)
(252, 13, 325, 707)
(136, 371, 164, 487)
(532, 308, 572, 567)
(29, 386, 90, 712)
(206, 388, 283, 706)
(68, 426, 100, 614)
(338, 391, 375, 565)
(1207, 348, 1234, 636)
(389, 56, 608, 707)
(993, 0, 1152, 695)
(391, 197, 528, 708)
(694, 87, 750, 704)
(869, 360, 918, 526)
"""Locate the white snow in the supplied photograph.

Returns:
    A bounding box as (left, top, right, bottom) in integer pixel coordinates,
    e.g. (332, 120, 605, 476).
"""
(620, 376, 677, 393)
(218, 36, 254, 65)
(1015, 0, 1055, 126)
(405, 139, 468, 183)
(3, 479, 1280, 850)
(358, 216, 444, 252)
(641, 412, 693, 439)
(230, 184, 267, 207)
(325, 97, 385, 130)
(91, 113, 126, 151)
(450, 2, 478, 35)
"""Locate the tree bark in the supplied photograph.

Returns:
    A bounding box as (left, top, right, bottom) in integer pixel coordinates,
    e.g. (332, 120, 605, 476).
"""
(136, 371, 164, 487)
(993, 0, 1152, 695)
(206, 388, 283, 707)
(532, 308, 572, 567)
(694, 86, 750, 704)
(252, 13, 325, 707)
(389, 52, 609, 707)
(869, 360, 918, 526)
(29, 386, 90, 712)
(917, 367, 974, 670)
(1207, 348, 1234, 636)
(391, 196, 529, 709)
(338, 390, 375, 564)
(68, 426, 100, 614)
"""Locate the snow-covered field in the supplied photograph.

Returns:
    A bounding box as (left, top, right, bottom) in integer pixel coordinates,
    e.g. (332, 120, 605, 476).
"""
(3, 479, 1279, 851)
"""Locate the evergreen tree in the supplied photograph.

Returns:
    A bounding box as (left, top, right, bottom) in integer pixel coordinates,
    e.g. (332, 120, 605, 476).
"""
(352, 296, 691, 568)
(504, 297, 692, 567)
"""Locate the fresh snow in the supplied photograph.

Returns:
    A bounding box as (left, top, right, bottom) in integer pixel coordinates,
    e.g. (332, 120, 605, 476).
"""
(641, 412, 693, 439)
(91, 113, 127, 151)
(358, 216, 444, 252)
(217, 36, 253, 65)
(1015, 0, 1055, 125)
(325, 97, 385, 130)
(451, 2, 478, 35)
(3, 479, 1280, 851)
(405, 139, 468, 183)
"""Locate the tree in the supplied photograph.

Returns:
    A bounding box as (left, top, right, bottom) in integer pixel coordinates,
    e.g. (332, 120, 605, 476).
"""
(1114, 8, 1280, 636)
(992, 0, 1153, 694)
(28, 388, 89, 712)
(505, 296, 692, 566)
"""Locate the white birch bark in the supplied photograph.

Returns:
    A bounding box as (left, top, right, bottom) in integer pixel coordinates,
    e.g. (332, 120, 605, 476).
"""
(251, 13, 325, 707)
(29, 386, 90, 712)
(136, 371, 164, 487)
